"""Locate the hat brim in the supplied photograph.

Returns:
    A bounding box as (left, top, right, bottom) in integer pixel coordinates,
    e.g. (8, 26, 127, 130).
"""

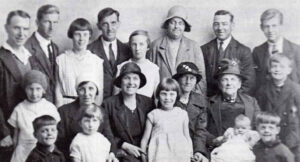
(114, 72, 147, 89)
(161, 16, 191, 32)
(214, 72, 246, 81)
(173, 72, 202, 83)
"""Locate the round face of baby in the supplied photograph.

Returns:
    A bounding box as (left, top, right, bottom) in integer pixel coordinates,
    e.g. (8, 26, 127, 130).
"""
(234, 118, 251, 135)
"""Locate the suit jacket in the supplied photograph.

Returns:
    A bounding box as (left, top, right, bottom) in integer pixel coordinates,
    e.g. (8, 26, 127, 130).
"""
(148, 35, 206, 95)
(201, 37, 255, 96)
(25, 34, 60, 103)
(88, 37, 131, 99)
(252, 38, 300, 92)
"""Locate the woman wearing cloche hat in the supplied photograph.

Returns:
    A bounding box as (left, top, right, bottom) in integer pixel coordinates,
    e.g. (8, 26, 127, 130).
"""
(148, 5, 206, 96)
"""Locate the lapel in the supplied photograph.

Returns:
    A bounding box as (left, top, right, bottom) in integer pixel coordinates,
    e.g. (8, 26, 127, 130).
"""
(0, 47, 23, 81)
(157, 37, 173, 74)
(238, 92, 254, 120)
(136, 95, 146, 128)
(209, 95, 223, 134)
(225, 37, 238, 58)
(207, 39, 218, 74)
(175, 36, 190, 69)
(283, 39, 293, 56)
(187, 92, 206, 120)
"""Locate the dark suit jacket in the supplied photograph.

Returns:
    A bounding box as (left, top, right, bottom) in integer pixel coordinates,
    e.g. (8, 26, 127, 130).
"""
(201, 37, 255, 96)
(88, 37, 131, 99)
(252, 38, 300, 92)
(25, 33, 60, 103)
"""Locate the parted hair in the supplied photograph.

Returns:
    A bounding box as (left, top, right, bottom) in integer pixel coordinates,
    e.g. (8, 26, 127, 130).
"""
(268, 53, 293, 69)
(214, 10, 234, 22)
(6, 10, 30, 25)
(260, 8, 283, 25)
(67, 18, 93, 39)
(129, 30, 151, 48)
(33, 115, 57, 133)
(78, 104, 104, 122)
(37, 4, 59, 21)
(97, 7, 120, 23)
(255, 111, 281, 127)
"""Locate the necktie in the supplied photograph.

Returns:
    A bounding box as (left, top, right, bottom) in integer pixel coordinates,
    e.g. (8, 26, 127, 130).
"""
(48, 43, 55, 75)
(109, 43, 116, 67)
(218, 41, 225, 58)
(271, 44, 279, 55)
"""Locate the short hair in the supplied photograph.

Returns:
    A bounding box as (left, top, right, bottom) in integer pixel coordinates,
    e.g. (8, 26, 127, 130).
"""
(214, 10, 234, 22)
(268, 53, 293, 69)
(97, 7, 120, 23)
(77, 81, 99, 95)
(260, 8, 283, 25)
(235, 114, 251, 126)
(6, 10, 30, 25)
(129, 30, 151, 48)
(37, 4, 59, 21)
(33, 115, 57, 133)
(78, 104, 104, 122)
(67, 18, 93, 39)
(255, 111, 281, 127)
(156, 78, 181, 101)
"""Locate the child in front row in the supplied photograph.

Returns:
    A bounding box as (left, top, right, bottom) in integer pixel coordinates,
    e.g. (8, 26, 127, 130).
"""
(8, 70, 61, 162)
(253, 112, 295, 162)
(26, 115, 65, 162)
(141, 78, 193, 162)
(69, 104, 114, 162)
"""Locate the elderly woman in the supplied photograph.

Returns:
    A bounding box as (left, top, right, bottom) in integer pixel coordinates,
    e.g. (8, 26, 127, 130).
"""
(55, 18, 103, 107)
(102, 62, 154, 162)
(206, 59, 260, 150)
(56, 73, 117, 162)
(148, 5, 206, 96)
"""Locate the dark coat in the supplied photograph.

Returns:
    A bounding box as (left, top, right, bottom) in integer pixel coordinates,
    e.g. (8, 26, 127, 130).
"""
(256, 79, 300, 159)
(25, 34, 60, 103)
(88, 37, 131, 99)
(253, 38, 300, 91)
(56, 100, 115, 161)
(0, 108, 10, 140)
(26, 143, 65, 162)
(201, 37, 255, 96)
(102, 93, 154, 162)
(175, 91, 208, 156)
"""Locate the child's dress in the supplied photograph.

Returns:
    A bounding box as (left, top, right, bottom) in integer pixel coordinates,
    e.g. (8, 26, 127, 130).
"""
(8, 99, 60, 162)
(70, 132, 111, 162)
(147, 107, 192, 162)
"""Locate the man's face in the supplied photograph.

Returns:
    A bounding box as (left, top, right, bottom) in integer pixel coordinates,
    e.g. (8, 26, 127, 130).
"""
(260, 16, 282, 43)
(5, 15, 30, 48)
(37, 13, 59, 40)
(166, 17, 185, 40)
(213, 14, 233, 41)
(97, 13, 120, 42)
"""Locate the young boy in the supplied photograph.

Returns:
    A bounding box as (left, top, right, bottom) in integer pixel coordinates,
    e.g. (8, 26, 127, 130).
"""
(253, 112, 294, 162)
(255, 54, 300, 161)
(26, 115, 65, 162)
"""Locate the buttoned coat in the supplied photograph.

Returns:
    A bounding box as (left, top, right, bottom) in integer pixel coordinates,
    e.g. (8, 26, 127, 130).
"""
(25, 34, 60, 103)
(253, 38, 300, 91)
(148, 36, 206, 95)
(201, 37, 255, 96)
(88, 37, 131, 99)
(102, 93, 154, 162)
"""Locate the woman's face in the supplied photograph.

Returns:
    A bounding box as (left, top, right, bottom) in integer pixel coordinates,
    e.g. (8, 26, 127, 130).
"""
(72, 30, 90, 51)
(178, 74, 197, 93)
(167, 17, 185, 40)
(77, 82, 98, 106)
(218, 74, 241, 97)
(121, 73, 141, 96)
(130, 35, 148, 61)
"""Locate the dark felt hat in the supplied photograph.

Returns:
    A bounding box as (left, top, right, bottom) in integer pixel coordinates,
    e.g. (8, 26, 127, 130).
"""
(172, 62, 202, 83)
(214, 58, 246, 80)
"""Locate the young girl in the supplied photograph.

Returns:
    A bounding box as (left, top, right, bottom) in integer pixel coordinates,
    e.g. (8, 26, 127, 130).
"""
(141, 78, 193, 162)
(69, 104, 113, 162)
(8, 70, 60, 162)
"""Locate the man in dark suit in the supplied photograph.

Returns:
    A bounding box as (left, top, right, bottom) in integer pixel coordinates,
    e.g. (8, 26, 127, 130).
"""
(88, 8, 131, 99)
(253, 8, 300, 92)
(201, 10, 255, 97)
(25, 4, 60, 103)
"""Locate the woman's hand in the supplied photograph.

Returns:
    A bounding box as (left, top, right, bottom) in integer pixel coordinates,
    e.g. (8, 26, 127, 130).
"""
(106, 152, 119, 162)
(121, 142, 143, 158)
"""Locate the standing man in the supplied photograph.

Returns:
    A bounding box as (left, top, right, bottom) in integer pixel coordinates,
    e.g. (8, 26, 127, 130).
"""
(88, 7, 131, 99)
(25, 4, 60, 103)
(253, 8, 300, 91)
(0, 10, 31, 161)
(201, 10, 255, 97)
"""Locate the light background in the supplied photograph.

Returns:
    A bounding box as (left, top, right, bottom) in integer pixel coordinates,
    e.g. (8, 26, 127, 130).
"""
(0, 0, 299, 51)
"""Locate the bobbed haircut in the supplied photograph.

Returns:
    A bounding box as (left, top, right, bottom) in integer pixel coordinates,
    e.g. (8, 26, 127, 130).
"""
(268, 53, 293, 69)
(6, 10, 30, 25)
(255, 111, 281, 127)
(78, 104, 104, 122)
(214, 10, 234, 22)
(33, 115, 57, 133)
(260, 8, 283, 25)
(37, 4, 59, 21)
(156, 78, 181, 101)
(67, 18, 93, 39)
(129, 30, 151, 48)
(97, 7, 119, 23)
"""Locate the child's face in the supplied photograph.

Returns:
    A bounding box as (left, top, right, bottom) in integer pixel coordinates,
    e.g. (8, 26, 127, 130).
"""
(159, 90, 177, 110)
(130, 35, 148, 60)
(269, 61, 292, 82)
(35, 124, 58, 146)
(257, 123, 280, 143)
(80, 116, 100, 135)
(25, 83, 45, 103)
(234, 120, 251, 135)
(178, 74, 197, 93)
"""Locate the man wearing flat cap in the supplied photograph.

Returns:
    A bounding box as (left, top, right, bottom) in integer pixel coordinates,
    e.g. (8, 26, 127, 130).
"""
(201, 10, 255, 97)
(148, 5, 206, 96)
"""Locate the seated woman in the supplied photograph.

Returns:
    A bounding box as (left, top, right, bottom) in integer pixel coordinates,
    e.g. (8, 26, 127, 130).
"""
(102, 62, 154, 162)
(206, 58, 260, 150)
(56, 18, 103, 107)
(56, 73, 116, 162)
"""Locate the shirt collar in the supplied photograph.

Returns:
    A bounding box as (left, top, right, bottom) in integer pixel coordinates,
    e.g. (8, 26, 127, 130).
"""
(101, 37, 117, 47)
(217, 36, 232, 49)
(2, 42, 31, 64)
(35, 32, 51, 46)
(267, 36, 283, 53)
(35, 142, 62, 156)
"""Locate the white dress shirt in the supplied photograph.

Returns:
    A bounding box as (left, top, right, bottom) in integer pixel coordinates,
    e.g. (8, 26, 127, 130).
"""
(217, 36, 232, 50)
(35, 32, 51, 58)
(268, 37, 283, 55)
(101, 37, 118, 60)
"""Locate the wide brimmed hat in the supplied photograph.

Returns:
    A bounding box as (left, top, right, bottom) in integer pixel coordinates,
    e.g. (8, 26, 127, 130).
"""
(76, 73, 100, 92)
(114, 62, 147, 88)
(22, 70, 48, 90)
(161, 5, 191, 32)
(214, 58, 246, 80)
(172, 62, 202, 83)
